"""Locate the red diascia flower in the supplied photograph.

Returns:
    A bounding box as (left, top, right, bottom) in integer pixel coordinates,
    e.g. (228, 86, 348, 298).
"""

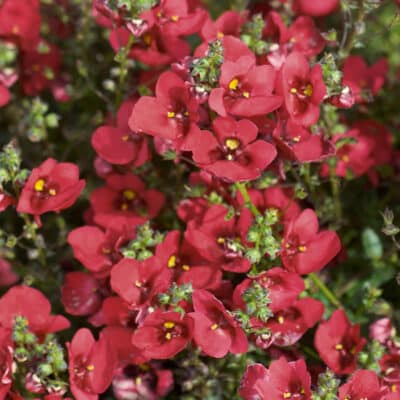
(281, 208, 341, 275)
(89, 173, 165, 230)
(110, 258, 171, 309)
(257, 297, 324, 348)
(185, 204, 252, 273)
(91, 98, 149, 166)
(0, 327, 13, 400)
(68, 225, 133, 278)
(142, 0, 206, 37)
(155, 230, 222, 290)
(0, 259, 18, 287)
(338, 370, 381, 400)
(189, 116, 277, 181)
(239, 357, 312, 400)
(279, 52, 326, 127)
(342, 55, 388, 103)
(315, 309, 367, 375)
(129, 71, 199, 145)
(16, 158, 85, 225)
(67, 328, 116, 400)
(293, 0, 340, 16)
(200, 10, 244, 41)
(190, 289, 248, 358)
(61, 272, 102, 316)
(233, 267, 304, 313)
(273, 119, 334, 162)
(0, 0, 41, 50)
(131, 310, 193, 359)
(0, 285, 70, 336)
(209, 54, 282, 117)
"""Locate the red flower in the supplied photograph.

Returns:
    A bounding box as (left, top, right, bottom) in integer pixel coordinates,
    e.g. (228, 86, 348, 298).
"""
(16, 158, 85, 225)
(129, 71, 199, 143)
(61, 272, 102, 316)
(0, 0, 41, 50)
(184, 204, 252, 273)
(189, 116, 277, 181)
(338, 370, 381, 400)
(67, 328, 116, 400)
(258, 297, 323, 348)
(209, 55, 282, 117)
(68, 226, 132, 278)
(314, 309, 367, 375)
(273, 119, 334, 162)
(281, 209, 341, 275)
(240, 357, 312, 400)
(343, 55, 388, 103)
(0, 191, 15, 212)
(293, 0, 340, 16)
(0, 285, 70, 336)
(189, 289, 248, 358)
(143, 0, 206, 37)
(91, 99, 150, 166)
(110, 25, 190, 66)
(0, 259, 18, 287)
(89, 173, 164, 230)
(110, 258, 171, 309)
(200, 11, 244, 41)
(233, 267, 304, 313)
(0, 327, 13, 400)
(280, 52, 326, 127)
(131, 310, 193, 359)
(155, 230, 222, 290)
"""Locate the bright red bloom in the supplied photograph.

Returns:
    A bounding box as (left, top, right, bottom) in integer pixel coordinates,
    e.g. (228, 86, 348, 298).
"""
(16, 158, 85, 225)
(281, 209, 341, 275)
(0, 0, 41, 50)
(68, 225, 133, 278)
(61, 272, 102, 316)
(233, 267, 304, 313)
(258, 297, 323, 348)
(67, 328, 116, 400)
(189, 117, 277, 181)
(132, 310, 193, 359)
(89, 173, 164, 230)
(283, 16, 326, 58)
(110, 258, 171, 309)
(0, 259, 18, 287)
(155, 230, 222, 290)
(143, 0, 206, 37)
(338, 370, 381, 400)
(293, 0, 340, 16)
(280, 52, 326, 127)
(240, 358, 312, 400)
(0, 327, 13, 400)
(185, 204, 252, 273)
(0, 190, 15, 212)
(189, 289, 248, 358)
(0, 285, 70, 336)
(273, 119, 334, 162)
(209, 55, 282, 117)
(91, 99, 149, 166)
(200, 11, 244, 41)
(129, 71, 199, 143)
(343, 55, 388, 103)
(314, 309, 367, 375)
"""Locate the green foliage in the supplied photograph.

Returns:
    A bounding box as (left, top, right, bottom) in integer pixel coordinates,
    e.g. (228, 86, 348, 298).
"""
(159, 282, 193, 314)
(240, 14, 268, 55)
(121, 222, 165, 260)
(312, 370, 340, 400)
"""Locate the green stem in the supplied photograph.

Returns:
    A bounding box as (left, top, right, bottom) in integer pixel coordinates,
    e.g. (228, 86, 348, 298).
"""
(235, 182, 260, 217)
(309, 272, 343, 309)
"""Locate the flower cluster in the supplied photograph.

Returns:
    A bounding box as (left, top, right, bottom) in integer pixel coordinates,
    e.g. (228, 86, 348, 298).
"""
(0, 0, 399, 399)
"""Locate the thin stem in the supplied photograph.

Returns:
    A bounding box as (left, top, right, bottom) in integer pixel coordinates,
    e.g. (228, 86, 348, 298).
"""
(309, 272, 343, 309)
(329, 163, 343, 222)
(235, 182, 260, 217)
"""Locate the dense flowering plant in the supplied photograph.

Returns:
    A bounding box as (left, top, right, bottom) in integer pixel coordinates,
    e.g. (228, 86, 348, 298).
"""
(0, 0, 400, 399)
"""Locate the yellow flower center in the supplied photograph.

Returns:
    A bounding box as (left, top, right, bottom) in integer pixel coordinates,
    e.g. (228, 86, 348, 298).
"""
(34, 178, 46, 192)
(229, 78, 239, 91)
(168, 255, 176, 268)
(123, 189, 136, 200)
(225, 138, 240, 151)
(210, 323, 219, 330)
(164, 321, 175, 329)
(303, 84, 313, 97)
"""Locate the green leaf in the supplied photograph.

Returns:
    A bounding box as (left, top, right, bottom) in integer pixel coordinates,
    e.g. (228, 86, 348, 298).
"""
(362, 228, 383, 260)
